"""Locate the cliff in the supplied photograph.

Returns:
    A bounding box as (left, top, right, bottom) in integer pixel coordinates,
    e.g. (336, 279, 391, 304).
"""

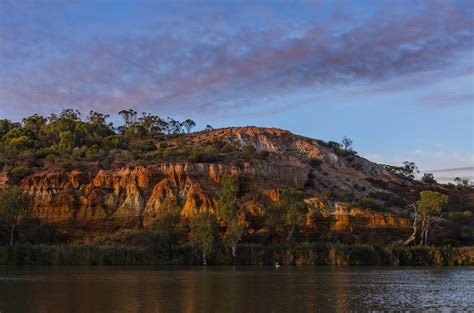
(3, 127, 473, 245)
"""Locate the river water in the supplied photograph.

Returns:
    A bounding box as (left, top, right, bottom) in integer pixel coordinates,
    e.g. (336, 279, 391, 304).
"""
(0, 266, 472, 312)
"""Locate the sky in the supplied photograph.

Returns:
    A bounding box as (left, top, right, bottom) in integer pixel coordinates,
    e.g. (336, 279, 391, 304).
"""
(0, 0, 473, 182)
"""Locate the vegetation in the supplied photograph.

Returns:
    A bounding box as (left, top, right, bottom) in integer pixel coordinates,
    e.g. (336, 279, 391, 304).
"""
(150, 205, 182, 262)
(0, 109, 206, 173)
(218, 174, 245, 258)
(189, 211, 219, 265)
(0, 243, 471, 266)
(0, 186, 29, 246)
(454, 177, 471, 188)
(1, 109, 284, 176)
(327, 141, 342, 149)
(385, 161, 419, 180)
(404, 191, 449, 246)
(263, 190, 309, 244)
(417, 191, 448, 246)
(341, 136, 353, 151)
(420, 173, 437, 185)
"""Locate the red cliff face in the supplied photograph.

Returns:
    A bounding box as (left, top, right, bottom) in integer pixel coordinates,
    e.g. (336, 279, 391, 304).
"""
(11, 127, 473, 243)
(21, 160, 309, 226)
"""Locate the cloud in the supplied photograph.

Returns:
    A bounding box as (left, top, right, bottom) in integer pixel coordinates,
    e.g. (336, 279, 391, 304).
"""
(427, 166, 474, 173)
(416, 92, 474, 108)
(0, 0, 473, 118)
(423, 166, 474, 182)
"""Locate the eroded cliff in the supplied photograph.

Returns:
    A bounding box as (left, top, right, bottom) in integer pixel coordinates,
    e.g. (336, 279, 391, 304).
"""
(4, 127, 473, 244)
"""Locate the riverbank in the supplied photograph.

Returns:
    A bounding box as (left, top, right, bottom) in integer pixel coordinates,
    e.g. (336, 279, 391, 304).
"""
(0, 243, 472, 266)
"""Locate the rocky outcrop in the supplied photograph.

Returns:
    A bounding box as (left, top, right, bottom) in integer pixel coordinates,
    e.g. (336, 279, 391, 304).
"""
(21, 159, 310, 227)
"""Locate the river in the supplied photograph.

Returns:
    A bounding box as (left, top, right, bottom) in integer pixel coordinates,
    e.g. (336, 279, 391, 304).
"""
(0, 266, 472, 312)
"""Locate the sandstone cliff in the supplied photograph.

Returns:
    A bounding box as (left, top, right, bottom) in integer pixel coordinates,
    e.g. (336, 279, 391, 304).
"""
(3, 127, 472, 244)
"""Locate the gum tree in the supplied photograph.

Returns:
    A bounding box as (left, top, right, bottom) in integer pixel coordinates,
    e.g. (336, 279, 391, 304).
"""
(0, 186, 29, 246)
(218, 174, 244, 258)
(151, 204, 182, 262)
(281, 189, 308, 241)
(189, 212, 219, 265)
(404, 191, 448, 246)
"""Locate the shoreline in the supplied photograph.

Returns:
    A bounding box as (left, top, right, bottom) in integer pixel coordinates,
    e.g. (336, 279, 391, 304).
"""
(0, 243, 472, 266)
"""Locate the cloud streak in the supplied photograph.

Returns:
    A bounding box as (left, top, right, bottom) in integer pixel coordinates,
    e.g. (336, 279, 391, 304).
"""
(0, 0, 473, 118)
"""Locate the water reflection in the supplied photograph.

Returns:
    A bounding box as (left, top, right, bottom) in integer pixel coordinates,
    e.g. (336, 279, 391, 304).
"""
(0, 266, 472, 312)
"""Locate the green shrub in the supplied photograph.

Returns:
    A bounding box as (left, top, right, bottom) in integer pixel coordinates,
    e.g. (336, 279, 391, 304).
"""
(241, 144, 256, 159)
(358, 198, 385, 211)
(10, 165, 34, 180)
(257, 150, 270, 159)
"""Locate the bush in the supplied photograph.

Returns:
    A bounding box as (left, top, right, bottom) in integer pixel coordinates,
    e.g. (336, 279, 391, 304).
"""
(358, 198, 385, 211)
(0, 243, 470, 266)
(241, 144, 256, 159)
(257, 150, 270, 160)
(327, 141, 341, 149)
(10, 165, 34, 180)
(17, 218, 66, 244)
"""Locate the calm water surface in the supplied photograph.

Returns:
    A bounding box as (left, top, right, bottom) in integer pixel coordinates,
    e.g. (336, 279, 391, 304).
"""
(0, 266, 472, 312)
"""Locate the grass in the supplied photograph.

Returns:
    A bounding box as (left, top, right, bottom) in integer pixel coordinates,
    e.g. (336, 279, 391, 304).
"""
(0, 243, 471, 266)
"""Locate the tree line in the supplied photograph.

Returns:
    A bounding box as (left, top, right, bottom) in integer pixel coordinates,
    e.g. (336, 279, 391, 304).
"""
(0, 109, 218, 178)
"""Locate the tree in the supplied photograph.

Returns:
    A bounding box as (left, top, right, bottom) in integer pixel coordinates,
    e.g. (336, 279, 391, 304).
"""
(58, 130, 76, 152)
(189, 212, 219, 265)
(204, 124, 213, 132)
(87, 111, 110, 127)
(0, 119, 19, 139)
(417, 191, 448, 246)
(420, 173, 437, 185)
(118, 109, 138, 127)
(1, 128, 37, 157)
(401, 161, 419, 179)
(454, 177, 470, 188)
(22, 114, 46, 132)
(150, 205, 182, 262)
(280, 189, 308, 241)
(403, 202, 419, 246)
(341, 136, 353, 151)
(264, 203, 284, 242)
(217, 174, 243, 258)
(165, 117, 183, 134)
(0, 186, 29, 246)
(404, 191, 448, 246)
(385, 161, 419, 180)
(139, 113, 166, 138)
(124, 124, 148, 142)
(182, 119, 196, 134)
(59, 109, 81, 121)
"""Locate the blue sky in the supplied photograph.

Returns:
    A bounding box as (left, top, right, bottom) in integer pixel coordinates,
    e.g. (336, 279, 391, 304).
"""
(0, 0, 473, 182)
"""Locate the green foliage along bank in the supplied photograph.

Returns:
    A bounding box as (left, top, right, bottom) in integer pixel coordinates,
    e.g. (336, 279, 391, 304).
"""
(0, 243, 471, 266)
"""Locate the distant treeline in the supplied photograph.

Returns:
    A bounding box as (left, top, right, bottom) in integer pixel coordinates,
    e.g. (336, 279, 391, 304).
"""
(0, 243, 471, 266)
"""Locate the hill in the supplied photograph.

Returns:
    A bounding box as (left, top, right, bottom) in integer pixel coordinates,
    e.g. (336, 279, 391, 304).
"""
(1, 118, 472, 247)
(0, 111, 473, 248)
